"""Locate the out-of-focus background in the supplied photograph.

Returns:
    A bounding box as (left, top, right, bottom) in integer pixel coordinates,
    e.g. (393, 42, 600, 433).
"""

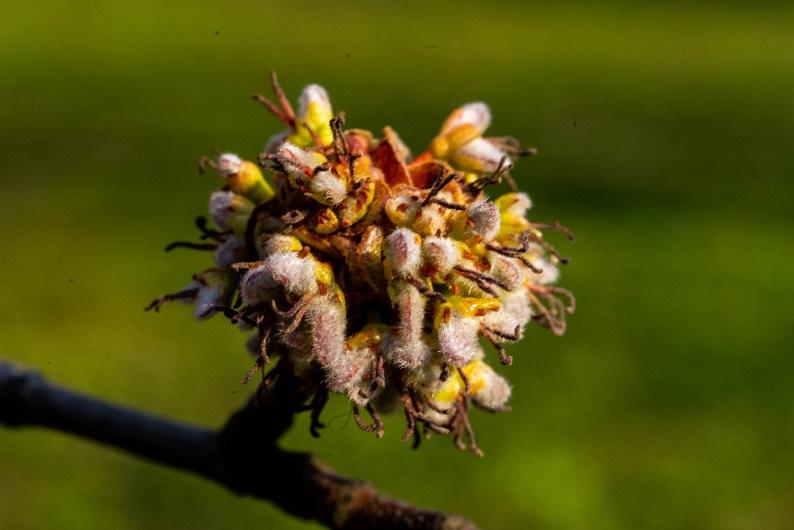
(1, 1, 792, 528)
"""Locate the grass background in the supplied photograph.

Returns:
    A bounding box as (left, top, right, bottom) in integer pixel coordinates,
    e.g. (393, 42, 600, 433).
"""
(1, 1, 793, 528)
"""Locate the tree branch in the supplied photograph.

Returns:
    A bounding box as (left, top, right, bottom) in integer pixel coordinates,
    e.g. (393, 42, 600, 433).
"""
(0, 362, 477, 530)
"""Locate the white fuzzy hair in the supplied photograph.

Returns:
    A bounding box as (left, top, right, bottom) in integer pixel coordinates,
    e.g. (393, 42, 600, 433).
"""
(473, 368, 511, 410)
(307, 297, 346, 371)
(208, 190, 236, 230)
(213, 234, 244, 268)
(487, 252, 525, 291)
(384, 228, 422, 278)
(262, 252, 318, 296)
(529, 258, 560, 286)
(298, 84, 331, 117)
(422, 236, 460, 276)
(240, 264, 275, 306)
(217, 152, 242, 176)
(438, 314, 484, 367)
(240, 252, 317, 305)
(277, 142, 319, 178)
(258, 235, 299, 256)
(483, 288, 533, 339)
(440, 102, 492, 136)
(501, 192, 532, 218)
(381, 282, 430, 370)
(309, 170, 347, 206)
(413, 206, 446, 236)
(457, 137, 512, 173)
(467, 200, 501, 242)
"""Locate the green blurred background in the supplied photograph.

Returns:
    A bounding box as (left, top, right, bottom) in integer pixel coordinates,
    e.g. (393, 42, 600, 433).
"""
(1, 1, 793, 528)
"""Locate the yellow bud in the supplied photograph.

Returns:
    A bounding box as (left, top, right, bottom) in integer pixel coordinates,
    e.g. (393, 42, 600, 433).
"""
(434, 296, 499, 328)
(337, 177, 375, 228)
(449, 152, 485, 173)
(345, 325, 387, 351)
(430, 359, 490, 407)
(228, 160, 274, 203)
(314, 259, 335, 287)
(313, 208, 340, 235)
(463, 172, 479, 184)
(384, 193, 418, 227)
(430, 135, 449, 158)
(444, 124, 481, 151)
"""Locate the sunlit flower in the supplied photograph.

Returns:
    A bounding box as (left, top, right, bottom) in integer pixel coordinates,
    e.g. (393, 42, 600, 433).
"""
(149, 74, 575, 455)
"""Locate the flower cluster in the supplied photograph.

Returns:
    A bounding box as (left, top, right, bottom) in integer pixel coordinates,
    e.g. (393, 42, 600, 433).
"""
(148, 73, 574, 455)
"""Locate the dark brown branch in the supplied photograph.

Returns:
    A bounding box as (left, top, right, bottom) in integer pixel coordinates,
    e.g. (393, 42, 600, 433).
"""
(0, 362, 477, 530)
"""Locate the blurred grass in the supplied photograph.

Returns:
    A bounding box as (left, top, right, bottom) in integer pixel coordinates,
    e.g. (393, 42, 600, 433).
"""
(1, 1, 793, 528)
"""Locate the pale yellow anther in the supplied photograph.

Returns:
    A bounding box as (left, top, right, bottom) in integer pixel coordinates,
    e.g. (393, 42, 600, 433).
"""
(430, 359, 490, 406)
(345, 325, 388, 351)
(433, 296, 500, 329)
(313, 208, 340, 235)
(314, 260, 335, 287)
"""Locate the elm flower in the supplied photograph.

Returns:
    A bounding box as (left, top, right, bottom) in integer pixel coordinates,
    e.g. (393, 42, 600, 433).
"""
(148, 73, 575, 455)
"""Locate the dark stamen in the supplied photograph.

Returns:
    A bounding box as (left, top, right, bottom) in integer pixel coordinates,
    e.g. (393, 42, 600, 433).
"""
(421, 168, 456, 206)
(164, 241, 218, 252)
(144, 287, 199, 312)
(429, 198, 466, 210)
(308, 387, 329, 438)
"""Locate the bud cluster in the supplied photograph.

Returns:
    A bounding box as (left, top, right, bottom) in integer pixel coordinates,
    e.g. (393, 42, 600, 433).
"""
(148, 73, 574, 455)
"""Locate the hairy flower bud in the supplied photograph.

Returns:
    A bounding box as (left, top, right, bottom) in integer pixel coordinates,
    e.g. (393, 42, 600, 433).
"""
(214, 234, 246, 268)
(431, 102, 512, 174)
(216, 152, 275, 203)
(383, 281, 430, 369)
(209, 191, 254, 235)
(437, 311, 484, 366)
(422, 236, 461, 277)
(193, 269, 234, 320)
(384, 228, 422, 279)
(307, 295, 346, 371)
(287, 84, 334, 148)
(470, 364, 511, 411)
(466, 200, 501, 242)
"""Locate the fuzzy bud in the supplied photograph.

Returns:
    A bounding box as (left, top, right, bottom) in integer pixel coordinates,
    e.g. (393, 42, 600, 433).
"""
(193, 269, 233, 320)
(466, 200, 501, 242)
(383, 281, 430, 369)
(529, 257, 560, 286)
(412, 206, 447, 236)
(307, 296, 346, 370)
(384, 191, 420, 226)
(214, 234, 246, 268)
(438, 313, 484, 366)
(209, 191, 254, 235)
(495, 192, 532, 218)
(384, 228, 422, 279)
(483, 289, 533, 339)
(471, 364, 511, 411)
(287, 84, 334, 148)
(453, 137, 512, 174)
(257, 234, 303, 256)
(219, 153, 242, 175)
(263, 252, 318, 297)
(422, 236, 460, 276)
(440, 102, 492, 137)
(276, 143, 326, 182)
(487, 252, 524, 291)
(308, 169, 347, 206)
